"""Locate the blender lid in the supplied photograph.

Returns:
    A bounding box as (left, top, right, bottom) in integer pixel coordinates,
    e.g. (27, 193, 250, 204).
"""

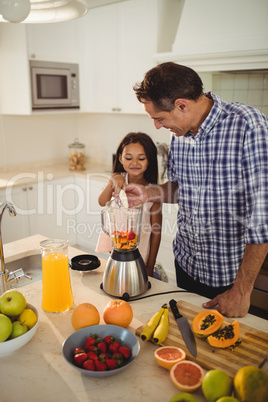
(71, 254, 101, 271)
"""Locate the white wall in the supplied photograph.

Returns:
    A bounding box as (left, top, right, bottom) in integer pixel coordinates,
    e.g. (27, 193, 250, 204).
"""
(0, 112, 170, 170)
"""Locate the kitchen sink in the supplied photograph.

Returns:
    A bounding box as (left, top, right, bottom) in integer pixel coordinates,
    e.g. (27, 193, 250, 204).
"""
(5, 254, 42, 288)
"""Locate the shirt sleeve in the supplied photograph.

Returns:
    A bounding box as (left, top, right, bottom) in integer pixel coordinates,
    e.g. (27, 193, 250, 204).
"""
(243, 123, 268, 243)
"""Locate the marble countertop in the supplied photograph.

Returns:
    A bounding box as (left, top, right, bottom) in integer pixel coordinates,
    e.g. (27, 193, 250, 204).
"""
(0, 161, 111, 190)
(1, 235, 268, 402)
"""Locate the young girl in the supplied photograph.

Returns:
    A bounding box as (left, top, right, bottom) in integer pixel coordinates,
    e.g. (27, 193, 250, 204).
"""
(97, 132, 162, 277)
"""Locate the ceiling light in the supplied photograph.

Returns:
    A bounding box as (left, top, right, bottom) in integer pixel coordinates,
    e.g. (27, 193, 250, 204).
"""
(0, 0, 89, 23)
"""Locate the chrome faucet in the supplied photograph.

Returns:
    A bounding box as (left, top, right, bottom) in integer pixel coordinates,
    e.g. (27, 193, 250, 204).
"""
(0, 201, 31, 295)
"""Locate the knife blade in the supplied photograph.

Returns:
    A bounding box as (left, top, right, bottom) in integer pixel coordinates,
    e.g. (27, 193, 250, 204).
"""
(169, 299, 197, 358)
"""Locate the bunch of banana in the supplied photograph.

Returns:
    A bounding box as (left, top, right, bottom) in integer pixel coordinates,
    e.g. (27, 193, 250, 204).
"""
(140, 303, 169, 345)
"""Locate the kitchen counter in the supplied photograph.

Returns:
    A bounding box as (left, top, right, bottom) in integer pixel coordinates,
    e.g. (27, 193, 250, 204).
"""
(1, 235, 268, 402)
(0, 161, 111, 190)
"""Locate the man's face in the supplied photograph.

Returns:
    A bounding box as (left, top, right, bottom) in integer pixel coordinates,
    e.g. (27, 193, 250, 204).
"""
(143, 100, 190, 137)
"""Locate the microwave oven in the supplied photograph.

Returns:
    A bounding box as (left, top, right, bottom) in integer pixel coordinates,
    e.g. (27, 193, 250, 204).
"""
(30, 60, 80, 110)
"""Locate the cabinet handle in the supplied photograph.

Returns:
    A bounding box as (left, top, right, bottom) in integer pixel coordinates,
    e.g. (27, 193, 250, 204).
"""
(22, 187, 27, 191)
(112, 107, 121, 112)
(28, 186, 33, 191)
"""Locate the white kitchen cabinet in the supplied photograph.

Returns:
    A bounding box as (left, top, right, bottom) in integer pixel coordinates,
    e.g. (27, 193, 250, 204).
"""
(74, 175, 106, 253)
(0, 177, 77, 245)
(26, 20, 82, 63)
(0, 185, 30, 243)
(82, 0, 157, 113)
(156, 203, 178, 286)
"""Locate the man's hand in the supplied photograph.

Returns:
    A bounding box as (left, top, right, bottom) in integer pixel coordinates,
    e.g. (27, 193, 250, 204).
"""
(124, 183, 148, 206)
(202, 287, 251, 318)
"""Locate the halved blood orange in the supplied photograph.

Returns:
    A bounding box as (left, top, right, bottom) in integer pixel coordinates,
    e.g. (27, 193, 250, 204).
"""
(170, 360, 204, 392)
(154, 346, 186, 370)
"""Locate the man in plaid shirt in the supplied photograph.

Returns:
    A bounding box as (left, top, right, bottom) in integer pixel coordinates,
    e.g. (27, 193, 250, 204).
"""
(125, 62, 268, 317)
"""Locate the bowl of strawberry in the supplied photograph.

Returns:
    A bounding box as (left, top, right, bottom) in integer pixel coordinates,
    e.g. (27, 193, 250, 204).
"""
(62, 324, 140, 377)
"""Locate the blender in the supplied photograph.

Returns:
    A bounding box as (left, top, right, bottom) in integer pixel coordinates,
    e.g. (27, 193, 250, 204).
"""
(100, 199, 150, 300)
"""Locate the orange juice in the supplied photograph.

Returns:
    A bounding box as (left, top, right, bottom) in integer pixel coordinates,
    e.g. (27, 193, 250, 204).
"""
(42, 253, 73, 312)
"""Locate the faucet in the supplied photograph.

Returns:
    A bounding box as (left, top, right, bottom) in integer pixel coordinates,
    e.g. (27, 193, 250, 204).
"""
(0, 201, 31, 295)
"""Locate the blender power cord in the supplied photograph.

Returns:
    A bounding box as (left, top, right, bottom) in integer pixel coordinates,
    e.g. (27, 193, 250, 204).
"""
(128, 289, 189, 301)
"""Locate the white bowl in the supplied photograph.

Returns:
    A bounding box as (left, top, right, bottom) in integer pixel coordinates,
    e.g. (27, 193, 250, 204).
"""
(0, 303, 39, 357)
(62, 324, 140, 377)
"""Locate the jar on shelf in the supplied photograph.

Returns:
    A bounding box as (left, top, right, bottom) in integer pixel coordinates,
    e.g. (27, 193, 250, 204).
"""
(68, 138, 85, 171)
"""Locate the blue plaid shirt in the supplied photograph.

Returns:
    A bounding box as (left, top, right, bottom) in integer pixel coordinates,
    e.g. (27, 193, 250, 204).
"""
(167, 92, 268, 287)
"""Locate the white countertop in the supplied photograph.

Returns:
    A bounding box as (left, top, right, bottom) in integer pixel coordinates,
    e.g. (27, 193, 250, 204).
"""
(1, 235, 268, 402)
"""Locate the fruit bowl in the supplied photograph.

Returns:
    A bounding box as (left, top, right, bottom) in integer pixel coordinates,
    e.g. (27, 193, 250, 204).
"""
(62, 324, 140, 377)
(0, 304, 39, 357)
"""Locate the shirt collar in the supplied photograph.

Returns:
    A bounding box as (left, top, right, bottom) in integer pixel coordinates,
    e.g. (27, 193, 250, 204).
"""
(197, 92, 223, 139)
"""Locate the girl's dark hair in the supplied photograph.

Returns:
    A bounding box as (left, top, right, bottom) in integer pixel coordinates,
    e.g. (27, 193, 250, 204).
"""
(113, 132, 158, 184)
(133, 62, 203, 112)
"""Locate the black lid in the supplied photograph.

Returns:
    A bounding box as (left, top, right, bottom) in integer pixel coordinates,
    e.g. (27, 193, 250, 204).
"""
(71, 254, 101, 271)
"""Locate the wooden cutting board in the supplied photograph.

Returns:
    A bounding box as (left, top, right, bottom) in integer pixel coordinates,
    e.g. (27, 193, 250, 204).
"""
(136, 300, 268, 378)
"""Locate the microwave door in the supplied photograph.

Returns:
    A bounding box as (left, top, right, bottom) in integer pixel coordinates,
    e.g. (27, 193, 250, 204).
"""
(31, 67, 72, 108)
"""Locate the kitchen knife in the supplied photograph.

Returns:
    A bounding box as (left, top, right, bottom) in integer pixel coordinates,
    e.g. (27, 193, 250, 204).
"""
(169, 299, 197, 358)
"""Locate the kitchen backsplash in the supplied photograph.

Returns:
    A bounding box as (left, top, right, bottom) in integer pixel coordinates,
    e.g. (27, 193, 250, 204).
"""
(211, 71, 268, 116)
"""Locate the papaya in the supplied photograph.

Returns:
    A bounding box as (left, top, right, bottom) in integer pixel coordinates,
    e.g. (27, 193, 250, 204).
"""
(192, 310, 224, 338)
(234, 366, 268, 402)
(207, 320, 239, 348)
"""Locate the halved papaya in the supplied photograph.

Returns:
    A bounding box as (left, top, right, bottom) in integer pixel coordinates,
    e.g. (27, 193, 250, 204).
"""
(192, 310, 224, 338)
(207, 320, 240, 348)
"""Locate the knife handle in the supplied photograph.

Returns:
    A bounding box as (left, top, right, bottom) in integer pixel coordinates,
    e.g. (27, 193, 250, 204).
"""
(169, 299, 183, 319)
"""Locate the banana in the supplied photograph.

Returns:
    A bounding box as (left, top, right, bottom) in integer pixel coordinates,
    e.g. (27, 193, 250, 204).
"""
(153, 304, 169, 344)
(140, 305, 165, 341)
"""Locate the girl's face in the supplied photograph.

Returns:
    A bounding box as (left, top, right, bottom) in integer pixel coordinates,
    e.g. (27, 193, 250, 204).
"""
(119, 142, 148, 178)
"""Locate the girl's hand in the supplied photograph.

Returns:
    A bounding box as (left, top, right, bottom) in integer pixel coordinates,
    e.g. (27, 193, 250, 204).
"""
(109, 173, 125, 195)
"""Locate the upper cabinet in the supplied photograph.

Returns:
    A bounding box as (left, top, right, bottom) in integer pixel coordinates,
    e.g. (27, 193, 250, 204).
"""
(80, 0, 157, 114)
(26, 20, 82, 63)
(0, 20, 81, 115)
(0, 0, 159, 115)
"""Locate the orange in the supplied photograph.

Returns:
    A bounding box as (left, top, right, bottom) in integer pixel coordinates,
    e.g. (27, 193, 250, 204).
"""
(154, 346, 186, 370)
(71, 303, 100, 330)
(103, 299, 133, 328)
(170, 360, 204, 392)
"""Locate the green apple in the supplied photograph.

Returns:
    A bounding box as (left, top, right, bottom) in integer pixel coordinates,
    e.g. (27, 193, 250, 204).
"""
(216, 398, 239, 402)
(10, 321, 28, 339)
(0, 290, 26, 317)
(0, 313, 13, 342)
(202, 370, 233, 402)
(170, 393, 197, 402)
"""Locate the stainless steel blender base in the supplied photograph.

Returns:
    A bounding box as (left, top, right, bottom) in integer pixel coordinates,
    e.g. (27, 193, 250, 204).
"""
(101, 249, 150, 300)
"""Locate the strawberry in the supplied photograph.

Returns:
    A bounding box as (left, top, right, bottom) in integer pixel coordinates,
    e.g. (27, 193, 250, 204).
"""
(82, 359, 95, 371)
(87, 345, 98, 352)
(103, 335, 115, 345)
(87, 351, 98, 361)
(112, 352, 123, 366)
(73, 352, 87, 367)
(73, 348, 85, 355)
(118, 346, 130, 359)
(84, 336, 96, 351)
(98, 352, 109, 362)
(97, 342, 107, 354)
(127, 231, 136, 240)
(109, 341, 121, 353)
(106, 358, 118, 370)
(95, 360, 107, 371)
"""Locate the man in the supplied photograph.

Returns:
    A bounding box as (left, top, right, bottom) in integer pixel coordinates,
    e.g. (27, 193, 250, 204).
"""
(125, 62, 268, 317)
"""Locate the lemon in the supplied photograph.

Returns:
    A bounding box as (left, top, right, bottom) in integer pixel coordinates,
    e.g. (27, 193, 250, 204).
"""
(19, 308, 37, 329)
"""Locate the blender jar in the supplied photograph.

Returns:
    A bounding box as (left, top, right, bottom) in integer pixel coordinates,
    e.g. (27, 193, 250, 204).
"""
(68, 138, 85, 171)
(101, 200, 143, 252)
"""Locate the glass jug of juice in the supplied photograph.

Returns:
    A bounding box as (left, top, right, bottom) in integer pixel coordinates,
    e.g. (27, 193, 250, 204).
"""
(40, 239, 73, 313)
